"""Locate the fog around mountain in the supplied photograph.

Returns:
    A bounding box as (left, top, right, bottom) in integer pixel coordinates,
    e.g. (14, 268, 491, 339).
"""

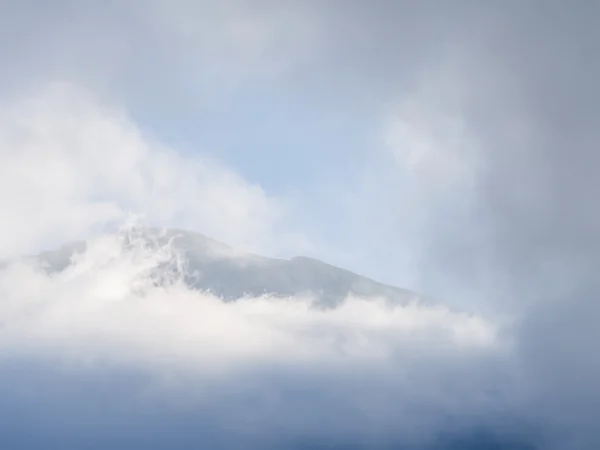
(0, 225, 534, 449)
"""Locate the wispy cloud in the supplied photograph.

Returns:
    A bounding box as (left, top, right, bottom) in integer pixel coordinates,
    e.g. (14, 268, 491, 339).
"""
(0, 82, 300, 258)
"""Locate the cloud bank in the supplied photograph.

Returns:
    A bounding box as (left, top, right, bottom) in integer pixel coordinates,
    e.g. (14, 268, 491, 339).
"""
(0, 226, 529, 449)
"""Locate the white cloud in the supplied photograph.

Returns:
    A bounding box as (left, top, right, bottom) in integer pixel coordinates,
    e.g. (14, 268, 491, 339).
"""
(0, 241, 498, 369)
(0, 82, 293, 259)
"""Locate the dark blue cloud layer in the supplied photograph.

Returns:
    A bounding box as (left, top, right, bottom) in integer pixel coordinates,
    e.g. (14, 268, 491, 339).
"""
(0, 358, 537, 450)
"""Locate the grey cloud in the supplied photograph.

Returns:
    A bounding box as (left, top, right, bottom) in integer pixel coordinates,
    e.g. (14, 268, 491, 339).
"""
(391, 3, 600, 448)
(254, 2, 600, 447)
(0, 356, 534, 449)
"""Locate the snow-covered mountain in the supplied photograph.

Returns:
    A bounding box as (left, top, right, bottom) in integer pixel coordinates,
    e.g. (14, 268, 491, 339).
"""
(32, 227, 419, 307)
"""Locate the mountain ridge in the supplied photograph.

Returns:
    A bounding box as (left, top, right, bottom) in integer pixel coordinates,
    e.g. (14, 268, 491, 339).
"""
(30, 227, 421, 307)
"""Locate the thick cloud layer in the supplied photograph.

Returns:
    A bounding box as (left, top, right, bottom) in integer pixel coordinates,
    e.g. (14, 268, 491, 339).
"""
(0, 226, 531, 449)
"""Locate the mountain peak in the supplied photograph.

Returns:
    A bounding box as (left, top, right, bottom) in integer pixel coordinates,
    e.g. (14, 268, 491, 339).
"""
(32, 228, 420, 307)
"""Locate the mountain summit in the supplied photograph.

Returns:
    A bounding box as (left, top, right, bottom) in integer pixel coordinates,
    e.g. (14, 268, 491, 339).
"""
(33, 227, 419, 307)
